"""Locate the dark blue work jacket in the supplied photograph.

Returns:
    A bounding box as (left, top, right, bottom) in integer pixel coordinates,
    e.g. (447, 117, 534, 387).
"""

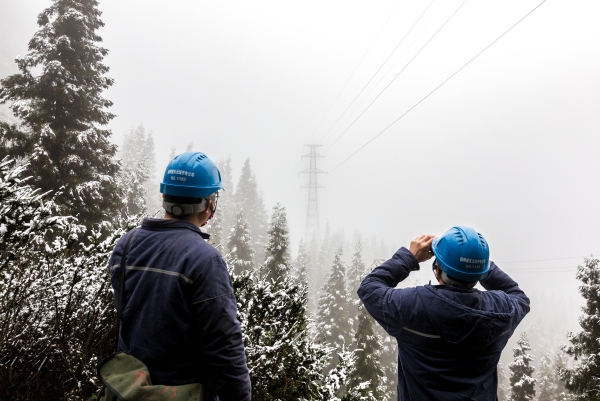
(109, 218, 251, 401)
(358, 248, 530, 401)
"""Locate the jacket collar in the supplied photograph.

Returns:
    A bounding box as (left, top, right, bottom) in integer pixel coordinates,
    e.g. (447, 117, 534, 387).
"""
(141, 217, 210, 239)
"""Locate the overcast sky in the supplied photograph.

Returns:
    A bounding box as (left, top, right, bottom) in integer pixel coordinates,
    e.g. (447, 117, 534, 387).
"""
(2, 0, 599, 351)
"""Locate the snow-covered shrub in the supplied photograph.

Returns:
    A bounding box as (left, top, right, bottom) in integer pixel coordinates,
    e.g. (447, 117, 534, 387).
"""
(0, 158, 136, 399)
(230, 260, 329, 400)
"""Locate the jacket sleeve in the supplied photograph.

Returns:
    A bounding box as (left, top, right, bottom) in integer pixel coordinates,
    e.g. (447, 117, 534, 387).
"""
(357, 247, 419, 336)
(479, 262, 530, 327)
(191, 255, 251, 401)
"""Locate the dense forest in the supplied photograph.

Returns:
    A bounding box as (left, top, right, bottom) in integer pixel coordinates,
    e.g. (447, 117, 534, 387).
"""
(1, 1, 599, 400)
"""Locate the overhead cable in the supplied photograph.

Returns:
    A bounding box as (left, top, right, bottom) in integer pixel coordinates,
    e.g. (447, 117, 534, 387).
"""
(325, 0, 469, 152)
(497, 254, 598, 264)
(334, 0, 455, 135)
(309, 0, 404, 141)
(319, 0, 436, 143)
(329, 0, 548, 173)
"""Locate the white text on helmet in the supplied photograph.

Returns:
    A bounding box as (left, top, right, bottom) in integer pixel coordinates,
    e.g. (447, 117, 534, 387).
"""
(167, 169, 195, 177)
(460, 257, 485, 264)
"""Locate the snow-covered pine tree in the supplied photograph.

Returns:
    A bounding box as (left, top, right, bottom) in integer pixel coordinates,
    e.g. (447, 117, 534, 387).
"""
(537, 348, 558, 401)
(295, 238, 310, 284)
(498, 361, 509, 401)
(307, 234, 320, 314)
(234, 158, 268, 264)
(508, 332, 536, 401)
(264, 203, 291, 282)
(118, 124, 159, 216)
(347, 303, 387, 401)
(0, 157, 138, 399)
(117, 154, 150, 216)
(553, 351, 569, 400)
(226, 209, 255, 274)
(321, 347, 356, 401)
(317, 245, 353, 372)
(560, 256, 600, 400)
(0, 0, 120, 226)
(142, 129, 159, 214)
(347, 239, 365, 299)
(230, 260, 328, 400)
(315, 222, 332, 292)
(216, 155, 235, 238)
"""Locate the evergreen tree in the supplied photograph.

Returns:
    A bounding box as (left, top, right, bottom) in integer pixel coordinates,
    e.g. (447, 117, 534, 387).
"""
(317, 245, 352, 372)
(347, 303, 387, 400)
(295, 238, 310, 284)
(207, 212, 224, 251)
(119, 124, 158, 215)
(234, 158, 268, 264)
(553, 352, 569, 400)
(560, 257, 600, 400)
(498, 361, 509, 401)
(537, 349, 558, 401)
(321, 347, 356, 401)
(307, 234, 320, 314)
(347, 239, 365, 298)
(0, 0, 120, 225)
(226, 209, 254, 274)
(231, 264, 328, 400)
(0, 157, 138, 399)
(117, 154, 149, 216)
(508, 332, 536, 401)
(216, 155, 235, 237)
(264, 203, 291, 282)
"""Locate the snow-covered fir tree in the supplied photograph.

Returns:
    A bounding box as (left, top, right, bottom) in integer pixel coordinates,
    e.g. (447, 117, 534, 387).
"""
(119, 124, 159, 215)
(498, 361, 509, 401)
(317, 245, 353, 372)
(226, 209, 255, 274)
(553, 351, 569, 400)
(537, 348, 559, 401)
(118, 124, 160, 216)
(234, 158, 268, 264)
(321, 347, 356, 401)
(508, 332, 536, 401)
(307, 234, 320, 314)
(0, 157, 139, 399)
(347, 239, 366, 299)
(295, 238, 310, 284)
(560, 257, 600, 400)
(216, 155, 235, 240)
(264, 203, 291, 282)
(347, 303, 387, 401)
(230, 261, 328, 400)
(0, 0, 120, 226)
(117, 154, 150, 217)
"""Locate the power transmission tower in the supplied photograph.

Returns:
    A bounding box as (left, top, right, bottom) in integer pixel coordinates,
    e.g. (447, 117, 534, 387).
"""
(300, 144, 325, 241)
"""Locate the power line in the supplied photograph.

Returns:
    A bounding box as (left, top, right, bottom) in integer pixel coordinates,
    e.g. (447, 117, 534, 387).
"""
(329, 0, 548, 173)
(497, 254, 598, 264)
(325, 0, 469, 152)
(319, 0, 436, 143)
(330, 0, 454, 139)
(310, 0, 403, 141)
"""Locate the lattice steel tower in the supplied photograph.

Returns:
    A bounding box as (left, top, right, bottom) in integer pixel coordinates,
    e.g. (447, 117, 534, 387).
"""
(300, 144, 325, 241)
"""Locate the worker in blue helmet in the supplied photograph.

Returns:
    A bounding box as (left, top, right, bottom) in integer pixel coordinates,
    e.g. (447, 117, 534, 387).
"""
(358, 226, 530, 401)
(107, 151, 251, 400)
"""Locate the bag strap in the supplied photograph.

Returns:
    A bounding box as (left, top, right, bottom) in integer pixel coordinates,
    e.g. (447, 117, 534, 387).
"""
(116, 228, 138, 352)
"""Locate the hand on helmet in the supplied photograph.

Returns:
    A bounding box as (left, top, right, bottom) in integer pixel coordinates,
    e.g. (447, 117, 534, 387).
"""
(409, 234, 436, 263)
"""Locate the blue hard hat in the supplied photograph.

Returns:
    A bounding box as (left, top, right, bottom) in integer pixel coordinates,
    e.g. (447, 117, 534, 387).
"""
(160, 151, 224, 198)
(431, 226, 490, 282)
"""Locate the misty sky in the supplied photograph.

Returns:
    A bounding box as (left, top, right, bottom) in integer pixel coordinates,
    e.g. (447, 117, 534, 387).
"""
(2, 0, 599, 355)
